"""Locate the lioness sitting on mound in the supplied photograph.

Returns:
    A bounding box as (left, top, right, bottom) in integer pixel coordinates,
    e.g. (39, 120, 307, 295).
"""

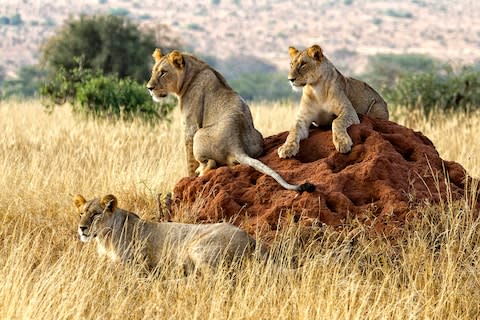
(74, 194, 265, 273)
(278, 44, 389, 158)
(147, 48, 314, 193)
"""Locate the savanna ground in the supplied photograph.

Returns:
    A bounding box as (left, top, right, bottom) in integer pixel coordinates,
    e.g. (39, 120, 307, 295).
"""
(1, 100, 480, 319)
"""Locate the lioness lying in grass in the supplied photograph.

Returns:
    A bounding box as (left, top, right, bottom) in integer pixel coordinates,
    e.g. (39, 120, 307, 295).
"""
(74, 194, 266, 274)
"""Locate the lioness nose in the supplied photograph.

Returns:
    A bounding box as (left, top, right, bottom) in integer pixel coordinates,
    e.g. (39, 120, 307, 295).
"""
(79, 226, 87, 232)
(147, 85, 154, 91)
(288, 77, 296, 83)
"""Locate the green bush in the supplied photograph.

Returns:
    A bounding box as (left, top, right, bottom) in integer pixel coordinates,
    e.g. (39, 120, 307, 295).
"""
(385, 66, 480, 114)
(40, 64, 175, 122)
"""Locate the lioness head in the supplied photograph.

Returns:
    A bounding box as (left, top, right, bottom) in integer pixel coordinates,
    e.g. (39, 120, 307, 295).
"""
(287, 44, 325, 91)
(73, 194, 118, 243)
(146, 48, 185, 101)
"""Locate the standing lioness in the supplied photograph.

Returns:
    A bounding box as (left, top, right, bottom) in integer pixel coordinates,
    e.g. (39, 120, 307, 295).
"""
(278, 44, 389, 158)
(147, 49, 314, 193)
(74, 194, 264, 273)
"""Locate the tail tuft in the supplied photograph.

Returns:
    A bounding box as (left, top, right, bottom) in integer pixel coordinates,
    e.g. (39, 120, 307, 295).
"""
(297, 182, 315, 193)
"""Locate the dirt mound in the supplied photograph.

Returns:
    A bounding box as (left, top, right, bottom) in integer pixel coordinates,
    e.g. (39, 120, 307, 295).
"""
(173, 116, 473, 238)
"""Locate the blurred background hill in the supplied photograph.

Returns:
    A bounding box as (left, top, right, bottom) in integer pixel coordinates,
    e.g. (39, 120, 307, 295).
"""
(0, 0, 479, 104)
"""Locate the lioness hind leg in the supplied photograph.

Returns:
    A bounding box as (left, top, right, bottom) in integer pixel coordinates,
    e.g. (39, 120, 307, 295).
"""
(195, 159, 217, 176)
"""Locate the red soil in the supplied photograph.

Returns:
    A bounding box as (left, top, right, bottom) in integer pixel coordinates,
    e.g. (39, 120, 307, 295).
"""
(172, 116, 475, 238)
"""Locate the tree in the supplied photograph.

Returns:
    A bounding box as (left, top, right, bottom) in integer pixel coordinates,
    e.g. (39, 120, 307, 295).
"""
(40, 15, 157, 82)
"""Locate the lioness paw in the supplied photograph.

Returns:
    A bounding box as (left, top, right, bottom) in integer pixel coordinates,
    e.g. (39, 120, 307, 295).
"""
(333, 133, 353, 154)
(278, 142, 299, 158)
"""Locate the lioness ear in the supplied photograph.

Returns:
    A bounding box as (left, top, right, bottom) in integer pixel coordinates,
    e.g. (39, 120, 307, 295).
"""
(73, 194, 86, 210)
(168, 50, 184, 69)
(307, 45, 323, 61)
(152, 48, 162, 63)
(101, 194, 118, 212)
(288, 46, 299, 59)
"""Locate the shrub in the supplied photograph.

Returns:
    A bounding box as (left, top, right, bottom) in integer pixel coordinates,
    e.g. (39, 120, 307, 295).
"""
(40, 64, 175, 122)
(385, 66, 480, 114)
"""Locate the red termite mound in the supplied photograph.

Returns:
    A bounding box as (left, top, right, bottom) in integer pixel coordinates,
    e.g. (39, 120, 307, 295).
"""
(172, 116, 475, 238)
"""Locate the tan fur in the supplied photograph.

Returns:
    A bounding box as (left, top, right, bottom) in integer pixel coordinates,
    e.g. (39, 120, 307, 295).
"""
(278, 44, 389, 157)
(74, 194, 266, 274)
(147, 49, 314, 192)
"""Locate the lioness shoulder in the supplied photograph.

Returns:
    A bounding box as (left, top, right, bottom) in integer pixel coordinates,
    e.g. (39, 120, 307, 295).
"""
(278, 44, 388, 158)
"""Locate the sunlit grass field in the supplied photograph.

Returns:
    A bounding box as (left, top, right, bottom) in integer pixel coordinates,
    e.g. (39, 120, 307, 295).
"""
(1, 100, 480, 319)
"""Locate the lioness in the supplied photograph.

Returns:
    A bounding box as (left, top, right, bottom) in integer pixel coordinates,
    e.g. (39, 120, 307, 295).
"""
(74, 194, 265, 274)
(278, 44, 389, 158)
(147, 49, 314, 193)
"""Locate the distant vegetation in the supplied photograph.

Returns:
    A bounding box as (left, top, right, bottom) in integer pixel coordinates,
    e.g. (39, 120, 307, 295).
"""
(40, 64, 174, 122)
(1, 65, 45, 99)
(385, 66, 480, 114)
(361, 53, 440, 90)
(0, 13, 23, 26)
(2, 13, 479, 119)
(204, 54, 298, 101)
(41, 15, 155, 82)
(37, 15, 176, 122)
(361, 53, 480, 114)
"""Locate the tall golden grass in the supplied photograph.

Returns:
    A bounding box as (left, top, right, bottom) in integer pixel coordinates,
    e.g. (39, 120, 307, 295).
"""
(1, 100, 479, 319)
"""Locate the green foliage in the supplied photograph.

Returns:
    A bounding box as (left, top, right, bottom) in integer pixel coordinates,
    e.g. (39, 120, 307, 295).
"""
(40, 64, 175, 122)
(0, 66, 5, 85)
(230, 72, 299, 101)
(385, 9, 413, 18)
(362, 53, 440, 90)
(40, 15, 156, 82)
(0, 16, 10, 25)
(186, 23, 203, 31)
(1, 65, 46, 99)
(109, 8, 129, 17)
(10, 13, 23, 25)
(0, 13, 23, 26)
(385, 66, 480, 114)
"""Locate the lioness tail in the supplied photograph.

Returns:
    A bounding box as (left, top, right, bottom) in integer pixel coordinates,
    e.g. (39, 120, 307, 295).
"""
(235, 153, 315, 193)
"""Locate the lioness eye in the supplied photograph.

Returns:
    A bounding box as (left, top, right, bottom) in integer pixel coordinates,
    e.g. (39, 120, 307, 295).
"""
(159, 71, 167, 78)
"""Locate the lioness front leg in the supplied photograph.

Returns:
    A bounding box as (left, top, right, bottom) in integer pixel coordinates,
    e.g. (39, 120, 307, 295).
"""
(278, 108, 320, 158)
(331, 103, 360, 153)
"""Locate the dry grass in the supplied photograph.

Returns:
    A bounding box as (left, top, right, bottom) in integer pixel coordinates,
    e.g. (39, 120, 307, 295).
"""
(1, 100, 480, 319)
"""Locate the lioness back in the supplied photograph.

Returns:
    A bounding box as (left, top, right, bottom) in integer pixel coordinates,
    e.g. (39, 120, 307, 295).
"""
(345, 76, 389, 120)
